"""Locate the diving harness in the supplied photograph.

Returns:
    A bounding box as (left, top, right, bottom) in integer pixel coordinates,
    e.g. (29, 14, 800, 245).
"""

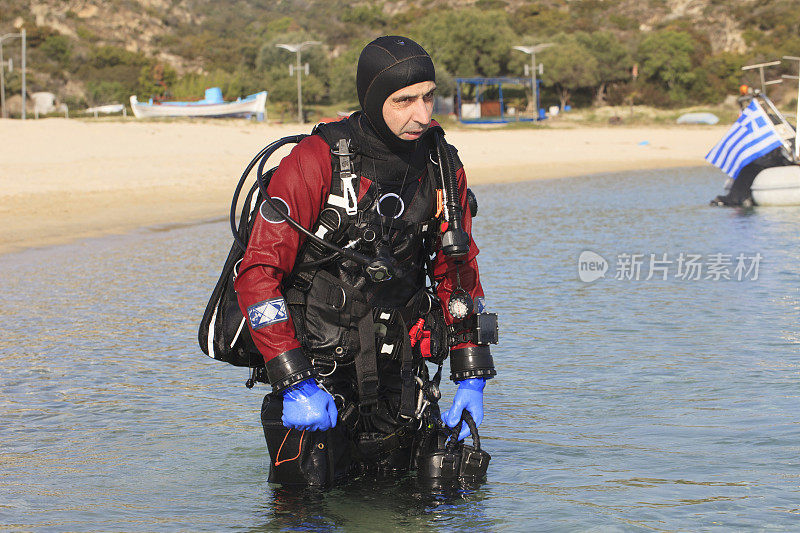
(198, 125, 496, 467)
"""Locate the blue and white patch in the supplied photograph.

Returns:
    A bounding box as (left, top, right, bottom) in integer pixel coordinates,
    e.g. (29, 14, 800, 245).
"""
(476, 297, 486, 313)
(247, 298, 288, 330)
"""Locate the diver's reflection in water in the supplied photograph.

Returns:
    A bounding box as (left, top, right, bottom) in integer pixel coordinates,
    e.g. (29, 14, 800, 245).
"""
(249, 474, 492, 531)
(413, 476, 488, 502)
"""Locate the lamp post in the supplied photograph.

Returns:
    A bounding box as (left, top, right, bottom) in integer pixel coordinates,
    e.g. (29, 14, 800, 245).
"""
(276, 40, 321, 124)
(0, 28, 26, 119)
(513, 43, 553, 119)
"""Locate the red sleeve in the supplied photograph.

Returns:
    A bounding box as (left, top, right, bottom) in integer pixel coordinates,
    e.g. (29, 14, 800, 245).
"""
(432, 164, 485, 351)
(233, 135, 332, 363)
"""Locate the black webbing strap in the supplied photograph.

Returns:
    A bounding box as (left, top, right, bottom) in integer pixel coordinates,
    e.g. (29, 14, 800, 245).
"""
(329, 142, 345, 197)
(287, 136, 360, 283)
(355, 310, 379, 414)
(356, 425, 414, 458)
(328, 139, 358, 215)
(398, 328, 416, 420)
(284, 286, 307, 344)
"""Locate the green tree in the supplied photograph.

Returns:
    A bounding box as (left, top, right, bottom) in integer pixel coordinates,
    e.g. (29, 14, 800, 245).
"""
(39, 34, 73, 69)
(90, 45, 145, 69)
(510, 4, 572, 37)
(434, 66, 456, 98)
(86, 80, 126, 106)
(575, 31, 632, 105)
(412, 9, 516, 77)
(692, 51, 746, 103)
(539, 34, 600, 109)
(256, 31, 329, 106)
(138, 62, 178, 99)
(256, 31, 329, 75)
(341, 5, 388, 28)
(328, 42, 364, 104)
(638, 30, 695, 103)
(170, 68, 262, 100)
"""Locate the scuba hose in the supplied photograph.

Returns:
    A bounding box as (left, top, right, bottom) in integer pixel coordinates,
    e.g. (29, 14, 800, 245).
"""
(255, 164, 374, 268)
(231, 131, 469, 272)
(230, 135, 307, 251)
(229, 134, 372, 267)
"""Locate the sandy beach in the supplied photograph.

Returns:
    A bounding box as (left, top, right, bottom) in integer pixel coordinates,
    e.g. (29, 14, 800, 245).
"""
(0, 118, 727, 255)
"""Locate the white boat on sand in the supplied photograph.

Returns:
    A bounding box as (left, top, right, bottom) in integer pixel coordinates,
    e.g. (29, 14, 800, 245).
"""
(130, 87, 267, 120)
(85, 104, 125, 115)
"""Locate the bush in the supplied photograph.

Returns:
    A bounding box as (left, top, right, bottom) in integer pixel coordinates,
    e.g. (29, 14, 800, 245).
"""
(87, 80, 127, 105)
(39, 35, 73, 69)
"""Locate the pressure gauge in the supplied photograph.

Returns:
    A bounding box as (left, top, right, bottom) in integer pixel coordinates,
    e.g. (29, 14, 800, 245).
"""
(448, 290, 474, 320)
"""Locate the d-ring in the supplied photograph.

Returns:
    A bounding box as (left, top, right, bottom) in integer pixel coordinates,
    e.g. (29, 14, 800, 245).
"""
(232, 259, 243, 281)
(332, 287, 347, 311)
(317, 360, 337, 377)
(376, 192, 405, 219)
(421, 292, 433, 315)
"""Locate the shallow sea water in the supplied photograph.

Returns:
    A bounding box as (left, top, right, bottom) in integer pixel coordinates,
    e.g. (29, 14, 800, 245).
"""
(1, 167, 799, 532)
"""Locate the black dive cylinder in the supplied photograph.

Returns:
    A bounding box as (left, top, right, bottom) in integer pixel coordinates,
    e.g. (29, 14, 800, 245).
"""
(434, 131, 470, 257)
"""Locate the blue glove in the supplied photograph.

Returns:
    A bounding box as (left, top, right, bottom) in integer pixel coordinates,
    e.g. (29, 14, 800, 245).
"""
(442, 377, 486, 441)
(281, 379, 338, 432)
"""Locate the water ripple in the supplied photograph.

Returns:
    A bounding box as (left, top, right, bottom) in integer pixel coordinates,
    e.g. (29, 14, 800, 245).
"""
(1, 168, 799, 531)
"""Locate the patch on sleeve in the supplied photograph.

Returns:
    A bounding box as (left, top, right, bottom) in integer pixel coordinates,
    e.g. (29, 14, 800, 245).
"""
(476, 297, 486, 313)
(247, 298, 289, 330)
(259, 197, 290, 224)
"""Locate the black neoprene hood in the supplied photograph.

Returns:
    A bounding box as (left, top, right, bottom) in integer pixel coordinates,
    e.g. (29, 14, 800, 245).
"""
(356, 36, 436, 151)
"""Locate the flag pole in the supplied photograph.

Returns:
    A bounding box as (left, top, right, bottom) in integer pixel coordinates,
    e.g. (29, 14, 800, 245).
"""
(754, 95, 793, 154)
(782, 56, 800, 162)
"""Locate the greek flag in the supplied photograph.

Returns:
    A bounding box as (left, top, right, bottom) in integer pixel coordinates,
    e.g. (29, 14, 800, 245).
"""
(705, 100, 784, 179)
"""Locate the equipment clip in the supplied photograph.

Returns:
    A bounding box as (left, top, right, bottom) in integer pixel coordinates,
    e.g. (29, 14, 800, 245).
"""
(328, 139, 359, 215)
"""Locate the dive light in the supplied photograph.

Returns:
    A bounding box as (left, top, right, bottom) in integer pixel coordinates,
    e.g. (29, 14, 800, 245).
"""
(434, 131, 470, 257)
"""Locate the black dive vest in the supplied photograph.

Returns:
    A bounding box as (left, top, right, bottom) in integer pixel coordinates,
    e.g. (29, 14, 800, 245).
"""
(285, 120, 444, 367)
(281, 119, 450, 417)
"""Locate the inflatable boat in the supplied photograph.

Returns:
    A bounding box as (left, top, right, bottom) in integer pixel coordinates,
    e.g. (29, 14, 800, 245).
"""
(708, 92, 798, 207)
(751, 165, 800, 206)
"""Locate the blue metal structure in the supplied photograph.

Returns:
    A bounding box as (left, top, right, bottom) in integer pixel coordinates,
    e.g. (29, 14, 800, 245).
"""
(455, 77, 542, 124)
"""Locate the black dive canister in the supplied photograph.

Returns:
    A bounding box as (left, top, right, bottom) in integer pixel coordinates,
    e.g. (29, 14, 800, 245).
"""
(417, 411, 490, 481)
(435, 131, 470, 257)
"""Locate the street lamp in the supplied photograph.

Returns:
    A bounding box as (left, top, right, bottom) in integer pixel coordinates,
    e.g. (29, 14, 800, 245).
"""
(0, 28, 26, 119)
(276, 40, 321, 124)
(513, 43, 553, 119)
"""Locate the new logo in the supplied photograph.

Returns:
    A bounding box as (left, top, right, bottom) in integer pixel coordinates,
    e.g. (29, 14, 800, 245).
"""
(578, 251, 608, 283)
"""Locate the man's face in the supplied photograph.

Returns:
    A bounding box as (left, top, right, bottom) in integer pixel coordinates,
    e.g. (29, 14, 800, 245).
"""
(382, 81, 436, 141)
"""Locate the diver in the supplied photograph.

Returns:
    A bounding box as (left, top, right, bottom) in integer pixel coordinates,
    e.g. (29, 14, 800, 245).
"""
(232, 36, 497, 485)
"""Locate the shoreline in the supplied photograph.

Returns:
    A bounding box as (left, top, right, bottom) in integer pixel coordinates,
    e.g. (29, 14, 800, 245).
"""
(0, 119, 727, 255)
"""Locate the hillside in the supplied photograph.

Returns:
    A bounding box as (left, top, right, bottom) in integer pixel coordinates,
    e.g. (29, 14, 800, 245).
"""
(1, 0, 798, 114)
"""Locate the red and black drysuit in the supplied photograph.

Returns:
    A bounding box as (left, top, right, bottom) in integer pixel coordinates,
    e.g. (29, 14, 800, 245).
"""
(234, 115, 494, 476)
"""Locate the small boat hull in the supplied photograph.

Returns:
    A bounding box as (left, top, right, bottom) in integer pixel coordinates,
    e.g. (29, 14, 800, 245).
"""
(677, 112, 719, 125)
(129, 91, 267, 119)
(751, 165, 800, 206)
